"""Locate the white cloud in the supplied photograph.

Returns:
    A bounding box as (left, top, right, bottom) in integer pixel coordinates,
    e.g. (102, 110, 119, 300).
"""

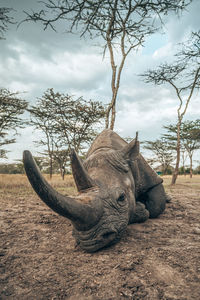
(0, 0, 199, 163)
(165, 0, 200, 44)
(152, 43, 173, 60)
(115, 95, 178, 139)
(1, 41, 109, 93)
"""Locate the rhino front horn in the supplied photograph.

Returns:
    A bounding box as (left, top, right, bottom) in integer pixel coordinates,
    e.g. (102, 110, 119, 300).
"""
(23, 151, 102, 230)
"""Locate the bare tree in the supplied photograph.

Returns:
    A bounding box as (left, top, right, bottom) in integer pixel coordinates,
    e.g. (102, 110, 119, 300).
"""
(0, 88, 27, 159)
(23, 0, 191, 129)
(141, 31, 200, 184)
(163, 120, 200, 178)
(0, 7, 15, 39)
(180, 120, 200, 178)
(28, 104, 57, 178)
(143, 138, 174, 174)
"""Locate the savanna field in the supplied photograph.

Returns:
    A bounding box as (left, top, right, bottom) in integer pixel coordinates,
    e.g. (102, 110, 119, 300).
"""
(0, 174, 200, 299)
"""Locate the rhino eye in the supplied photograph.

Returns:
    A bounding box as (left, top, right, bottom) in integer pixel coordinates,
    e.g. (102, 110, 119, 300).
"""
(117, 192, 126, 204)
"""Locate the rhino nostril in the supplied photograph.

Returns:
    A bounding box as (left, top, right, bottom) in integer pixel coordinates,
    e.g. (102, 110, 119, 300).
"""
(102, 231, 116, 240)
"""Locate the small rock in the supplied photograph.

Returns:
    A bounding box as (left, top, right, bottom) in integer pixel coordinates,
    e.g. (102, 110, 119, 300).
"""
(166, 194, 172, 203)
(193, 228, 200, 235)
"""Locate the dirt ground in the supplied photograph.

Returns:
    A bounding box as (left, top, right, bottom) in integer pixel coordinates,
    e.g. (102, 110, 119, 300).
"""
(0, 174, 200, 300)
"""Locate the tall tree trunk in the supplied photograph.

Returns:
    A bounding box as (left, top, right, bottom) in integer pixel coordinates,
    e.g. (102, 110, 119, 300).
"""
(162, 164, 166, 175)
(182, 153, 186, 176)
(58, 162, 65, 180)
(49, 155, 53, 179)
(189, 155, 193, 178)
(105, 21, 128, 130)
(171, 122, 181, 185)
(105, 91, 117, 129)
(62, 168, 65, 180)
(110, 104, 116, 130)
(184, 166, 186, 176)
(59, 164, 63, 178)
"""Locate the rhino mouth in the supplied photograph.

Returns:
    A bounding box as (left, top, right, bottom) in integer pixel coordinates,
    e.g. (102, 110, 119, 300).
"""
(73, 229, 123, 252)
(102, 231, 116, 240)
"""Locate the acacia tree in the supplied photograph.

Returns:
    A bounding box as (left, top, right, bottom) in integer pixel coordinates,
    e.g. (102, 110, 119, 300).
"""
(163, 124, 187, 176)
(141, 31, 200, 184)
(144, 138, 174, 174)
(182, 120, 200, 178)
(164, 120, 200, 178)
(28, 93, 59, 178)
(29, 88, 105, 178)
(29, 110, 57, 178)
(52, 148, 69, 179)
(0, 7, 15, 39)
(33, 156, 50, 173)
(0, 88, 27, 159)
(46, 89, 105, 151)
(23, 0, 191, 130)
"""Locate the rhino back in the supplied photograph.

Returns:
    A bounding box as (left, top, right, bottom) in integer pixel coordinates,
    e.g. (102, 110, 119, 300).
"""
(86, 129, 127, 157)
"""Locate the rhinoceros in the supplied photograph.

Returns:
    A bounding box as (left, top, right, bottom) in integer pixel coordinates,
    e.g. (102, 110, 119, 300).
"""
(23, 129, 168, 252)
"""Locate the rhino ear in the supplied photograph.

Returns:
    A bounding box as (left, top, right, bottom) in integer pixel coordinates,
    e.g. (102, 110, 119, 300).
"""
(123, 132, 140, 160)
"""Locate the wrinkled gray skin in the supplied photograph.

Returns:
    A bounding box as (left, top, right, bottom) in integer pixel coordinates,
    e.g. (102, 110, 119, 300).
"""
(23, 129, 168, 252)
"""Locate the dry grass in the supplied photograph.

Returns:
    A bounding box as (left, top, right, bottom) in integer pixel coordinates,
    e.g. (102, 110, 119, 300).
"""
(0, 173, 199, 196)
(162, 174, 200, 190)
(0, 174, 77, 196)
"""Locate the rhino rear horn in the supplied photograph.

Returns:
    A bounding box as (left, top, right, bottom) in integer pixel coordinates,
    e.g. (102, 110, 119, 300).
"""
(71, 150, 95, 192)
(123, 132, 139, 159)
(23, 151, 102, 230)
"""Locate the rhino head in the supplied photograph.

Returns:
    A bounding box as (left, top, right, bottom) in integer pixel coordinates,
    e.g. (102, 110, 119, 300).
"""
(23, 130, 140, 252)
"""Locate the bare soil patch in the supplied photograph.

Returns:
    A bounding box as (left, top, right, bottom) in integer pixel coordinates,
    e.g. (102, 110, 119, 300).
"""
(0, 175, 200, 299)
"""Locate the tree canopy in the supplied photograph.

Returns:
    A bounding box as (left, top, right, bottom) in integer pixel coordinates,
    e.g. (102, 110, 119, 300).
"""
(164, 120, 200, 177)
(29, 88, 105, 178)
(0, 88, 27, 159)
(23, 0, 192, 129)
(0, 7, 15, 39)
(144, 138, 174, 174)
(141, 30, 200, 184)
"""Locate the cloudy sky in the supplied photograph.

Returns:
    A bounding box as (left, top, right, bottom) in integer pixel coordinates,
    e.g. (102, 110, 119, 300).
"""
(1, 0, 200, 165)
